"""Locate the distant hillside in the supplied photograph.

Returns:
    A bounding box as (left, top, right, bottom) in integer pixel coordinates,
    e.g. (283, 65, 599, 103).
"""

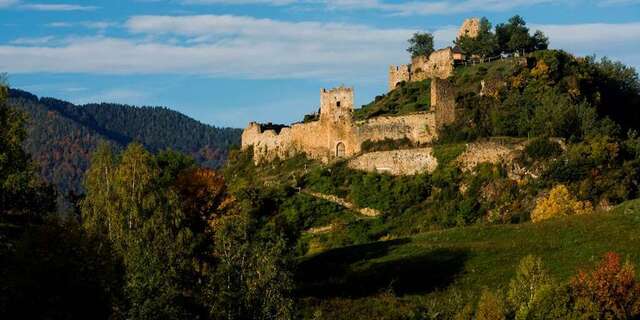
(8, 89, 242, 196)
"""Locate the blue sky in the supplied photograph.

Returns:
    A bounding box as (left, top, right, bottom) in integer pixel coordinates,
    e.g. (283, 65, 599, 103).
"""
(1, 0, 639, 128)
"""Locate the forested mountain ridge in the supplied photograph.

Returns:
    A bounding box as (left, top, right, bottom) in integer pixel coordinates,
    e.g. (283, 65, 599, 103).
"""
(7, 89, 241, 196)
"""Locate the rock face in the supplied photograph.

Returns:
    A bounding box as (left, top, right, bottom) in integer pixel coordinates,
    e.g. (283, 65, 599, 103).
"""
(456, 141, 526, 172)
(348, 148, 438, 176)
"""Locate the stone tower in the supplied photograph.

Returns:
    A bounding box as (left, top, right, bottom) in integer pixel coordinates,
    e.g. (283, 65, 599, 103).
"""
(388, 64, 411, 91)
(320, 86, 354, 123)
(458, 18, 481, 39)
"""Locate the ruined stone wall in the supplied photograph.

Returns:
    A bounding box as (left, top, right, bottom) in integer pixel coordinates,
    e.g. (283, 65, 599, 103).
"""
(388, 48, 455, 92)
(431, 78, 457, 128)
(388, 64, 411, 91)
(348, 148, 438, 175)
(241, 124, 296, 163)
(458, 18, 481, 39)
(355, 112, 437, 145)
(422, 48, 455, 80)
(456, 141, 526, 172)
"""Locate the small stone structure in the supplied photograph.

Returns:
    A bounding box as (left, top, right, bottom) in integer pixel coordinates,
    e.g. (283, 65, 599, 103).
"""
(389, 48, 460, 91)
(458, 18, 481, 39)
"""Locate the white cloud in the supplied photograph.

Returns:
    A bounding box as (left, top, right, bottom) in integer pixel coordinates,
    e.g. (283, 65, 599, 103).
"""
(0, 15, 638, 82)
(47, 22, 73, 28)
(0, 0, 17, 8)
(323, 0, 560, 15)
(598, 0, 640, 6)
(181, 0, 298, 4)
(10, 36, 56, 45)
(47, 21, 117, 30)
(20, 3, 98, 11)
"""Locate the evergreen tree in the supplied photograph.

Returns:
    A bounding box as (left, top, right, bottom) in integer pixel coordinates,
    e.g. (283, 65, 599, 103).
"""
(495, 15, 549, 55)
(454, 17, 498, 59)
(0, 75, 55, 223)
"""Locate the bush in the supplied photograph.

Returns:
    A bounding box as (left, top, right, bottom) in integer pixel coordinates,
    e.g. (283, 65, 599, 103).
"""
(507, 255, 551, 319)
(476, 289, 506, 320)
(570, 252, 640, 319)
(524, 138, 563, 159)
(531, 185, 592, 223)
(360, 138, 416, 153)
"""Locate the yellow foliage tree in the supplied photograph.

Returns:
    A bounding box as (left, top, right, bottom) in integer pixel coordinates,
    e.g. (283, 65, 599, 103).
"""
(531, 185, 592, 223)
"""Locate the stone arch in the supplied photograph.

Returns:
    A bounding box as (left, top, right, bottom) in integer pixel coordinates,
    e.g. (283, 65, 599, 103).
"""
(335, 142, 346, 158)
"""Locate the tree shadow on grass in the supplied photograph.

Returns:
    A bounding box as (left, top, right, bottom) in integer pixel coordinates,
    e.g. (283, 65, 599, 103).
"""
(296, 238, 468, 298)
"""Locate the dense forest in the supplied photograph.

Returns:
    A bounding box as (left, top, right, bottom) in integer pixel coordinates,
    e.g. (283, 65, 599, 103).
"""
(7, 89, 241, 199)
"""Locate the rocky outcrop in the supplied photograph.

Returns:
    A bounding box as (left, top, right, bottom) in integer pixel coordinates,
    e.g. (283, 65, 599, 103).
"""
(455, 140, 526, 172)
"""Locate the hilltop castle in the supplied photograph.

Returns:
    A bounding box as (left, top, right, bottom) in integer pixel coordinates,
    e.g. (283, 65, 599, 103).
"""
(242, 19, 479, 164)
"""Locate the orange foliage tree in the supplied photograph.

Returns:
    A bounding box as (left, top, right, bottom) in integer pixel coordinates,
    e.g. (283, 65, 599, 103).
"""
(174, 168, 230, 223)
(571, 252, 640, 319)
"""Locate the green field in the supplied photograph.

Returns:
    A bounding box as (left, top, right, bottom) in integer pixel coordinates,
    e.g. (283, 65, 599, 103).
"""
(296, 199, 640, 319)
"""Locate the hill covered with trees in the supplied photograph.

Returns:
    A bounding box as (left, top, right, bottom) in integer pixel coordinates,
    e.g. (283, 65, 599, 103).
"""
(7, 89, 241, 198)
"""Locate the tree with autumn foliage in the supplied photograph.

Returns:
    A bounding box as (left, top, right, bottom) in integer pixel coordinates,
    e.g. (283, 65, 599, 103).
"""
(531, 185, 593, 223)
(81, 142, 293, 319)
(571, 252, 640, 319)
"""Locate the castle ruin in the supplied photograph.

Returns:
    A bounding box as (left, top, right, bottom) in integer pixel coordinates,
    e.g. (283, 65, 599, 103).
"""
(242, 19, 479, 165)
(388, 18, 480, 91)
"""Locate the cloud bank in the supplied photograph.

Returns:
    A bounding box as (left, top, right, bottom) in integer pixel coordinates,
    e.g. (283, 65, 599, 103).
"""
(0, 15, 638, 82)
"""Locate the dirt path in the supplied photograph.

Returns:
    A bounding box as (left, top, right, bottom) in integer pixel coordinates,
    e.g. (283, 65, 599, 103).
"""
(302, 190, 381, 217)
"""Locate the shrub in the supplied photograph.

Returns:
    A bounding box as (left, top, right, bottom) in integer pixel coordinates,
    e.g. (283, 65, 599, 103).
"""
(524, 138, 562, 160)
(531, 184, 592, 223)
(507, 255, 551, 319)
(360, 138, 416, 153)
(476, 289, 506, 320)
(570, 252, 640, 319)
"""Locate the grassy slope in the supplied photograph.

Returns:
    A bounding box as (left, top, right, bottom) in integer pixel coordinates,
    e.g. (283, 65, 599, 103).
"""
(354, 79, 431, 120)
(296, 200, 640, 318)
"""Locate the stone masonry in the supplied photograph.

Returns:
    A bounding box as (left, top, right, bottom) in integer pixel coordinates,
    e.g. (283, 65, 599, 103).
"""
(242, 80, 457, 164)
(458, 18, 481, 39)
